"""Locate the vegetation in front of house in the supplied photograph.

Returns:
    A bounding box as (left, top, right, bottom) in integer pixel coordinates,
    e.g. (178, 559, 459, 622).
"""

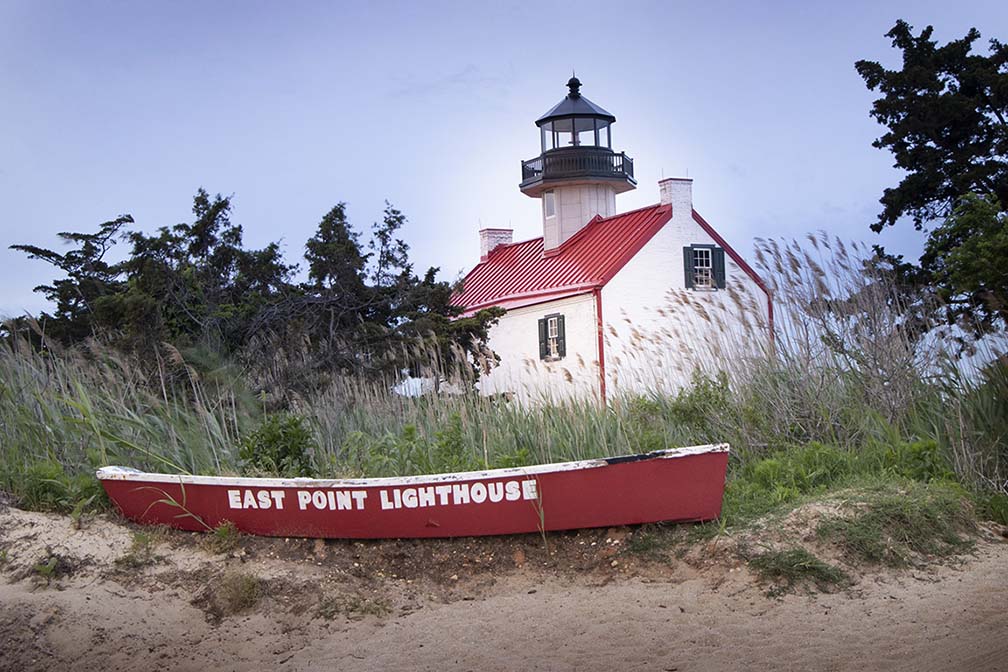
(212, 571, 263, 615)
(747, 547, 850, 596)
(204, 521, 241, 556)
(817, 480, 975, 567)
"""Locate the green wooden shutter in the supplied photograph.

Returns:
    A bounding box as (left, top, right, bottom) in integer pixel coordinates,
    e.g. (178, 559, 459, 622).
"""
(713, 247, 726, 289)
(556, 315, 566, 358)
(538, 318, 548, 360)
(683, 247, 694, 289)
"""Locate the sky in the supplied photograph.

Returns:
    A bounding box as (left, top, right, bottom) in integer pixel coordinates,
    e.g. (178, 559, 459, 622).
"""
(2, 0, 1006, 317)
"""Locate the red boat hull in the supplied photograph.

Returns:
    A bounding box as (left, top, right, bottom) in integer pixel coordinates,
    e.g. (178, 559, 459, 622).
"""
(97, 445, 728, 539)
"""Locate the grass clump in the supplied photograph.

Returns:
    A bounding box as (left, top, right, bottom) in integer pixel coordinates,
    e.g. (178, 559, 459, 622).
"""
(204, 521, 241, 555)
(817, 481, 975, 566)
(19, 461, 107, 515)
(748, 547, 849, 596)
(116, 528, 167, 568)
(215, 572, 262, 614)
(316, 593, 391, 621)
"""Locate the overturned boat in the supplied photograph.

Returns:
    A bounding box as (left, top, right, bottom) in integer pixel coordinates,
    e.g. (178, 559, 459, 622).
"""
(97, 443, 729, 539)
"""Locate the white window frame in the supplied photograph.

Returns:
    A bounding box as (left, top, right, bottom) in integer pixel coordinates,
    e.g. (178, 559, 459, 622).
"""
(544, 190, 556, 219)
(546, 316, 559, 358)
(693, 247, 713, 289)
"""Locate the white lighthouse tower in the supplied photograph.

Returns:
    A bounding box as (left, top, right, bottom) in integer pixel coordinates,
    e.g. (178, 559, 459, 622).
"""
(518, 76, 637, 252)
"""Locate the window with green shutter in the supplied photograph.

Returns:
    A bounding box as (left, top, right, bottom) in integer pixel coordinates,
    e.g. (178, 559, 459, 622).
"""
(684, 245, 726, 290)
(538, 313, 566, 360)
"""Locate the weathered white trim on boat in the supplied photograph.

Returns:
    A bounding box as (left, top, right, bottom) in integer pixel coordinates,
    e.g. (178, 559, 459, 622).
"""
(97, 442, 729, 488)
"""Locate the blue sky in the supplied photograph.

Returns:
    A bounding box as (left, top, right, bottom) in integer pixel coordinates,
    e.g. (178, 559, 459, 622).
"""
(2, 0, 1006, 317)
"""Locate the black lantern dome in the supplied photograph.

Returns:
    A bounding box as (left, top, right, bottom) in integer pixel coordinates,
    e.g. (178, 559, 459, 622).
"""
(535, 76, 616, 151)
(520, 77, 635, 197)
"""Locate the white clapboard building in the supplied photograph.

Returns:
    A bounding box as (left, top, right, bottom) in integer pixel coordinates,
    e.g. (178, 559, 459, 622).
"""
(452, 77, 773, 403)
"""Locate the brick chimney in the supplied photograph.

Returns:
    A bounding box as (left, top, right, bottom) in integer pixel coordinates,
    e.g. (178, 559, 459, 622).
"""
(479, 228, 513, 262)
(659, 177, 692, 214)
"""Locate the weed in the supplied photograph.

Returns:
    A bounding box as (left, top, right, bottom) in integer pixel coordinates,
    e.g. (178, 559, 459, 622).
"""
(817, 481, 975, 566)
(204, 521, 240, 555)
(316, 593, 391, 621)
(116, 528, 166, 568)
(239, 413, 317, 477)
(0, 549, 8, 566)
(748, 547, 849, 596)
(625, 523, 681, 557)
(214, 572, 262, 614)
(975, 491, 1008, 526)
(29, 551, 78, 585)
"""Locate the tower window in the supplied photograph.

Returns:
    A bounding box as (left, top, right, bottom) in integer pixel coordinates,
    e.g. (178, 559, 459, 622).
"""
(544, 191, 556, 218)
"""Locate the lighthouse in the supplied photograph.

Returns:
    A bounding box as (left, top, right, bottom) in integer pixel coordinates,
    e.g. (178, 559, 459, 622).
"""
(519, 76, 637, 252)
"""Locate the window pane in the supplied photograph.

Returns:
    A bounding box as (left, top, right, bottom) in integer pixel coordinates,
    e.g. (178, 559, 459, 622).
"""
(597, 125, 609, 147)
(544, 191, 556, 218)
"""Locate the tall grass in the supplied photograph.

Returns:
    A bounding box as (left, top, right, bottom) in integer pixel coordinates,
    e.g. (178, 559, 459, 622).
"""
(1, 233, 1005, 510)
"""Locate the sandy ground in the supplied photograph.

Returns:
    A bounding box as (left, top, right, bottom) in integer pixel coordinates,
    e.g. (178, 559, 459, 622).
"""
(1, 504, 1006, 672)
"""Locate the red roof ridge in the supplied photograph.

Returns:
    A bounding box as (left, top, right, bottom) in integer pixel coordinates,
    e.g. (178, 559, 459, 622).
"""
(545, 203, 669, 257)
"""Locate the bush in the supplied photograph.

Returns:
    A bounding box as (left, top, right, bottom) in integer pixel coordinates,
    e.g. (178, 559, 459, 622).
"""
(239, 414, 317, 477)
(817, 481, 974, 566)
(18, 461, 107, 514)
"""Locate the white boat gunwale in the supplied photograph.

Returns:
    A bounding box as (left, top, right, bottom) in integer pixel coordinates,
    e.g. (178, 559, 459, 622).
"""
(97, 443, 729, 489)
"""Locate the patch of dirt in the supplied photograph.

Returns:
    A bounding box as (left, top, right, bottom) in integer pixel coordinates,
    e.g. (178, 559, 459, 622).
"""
(1, 506, 1006, 671)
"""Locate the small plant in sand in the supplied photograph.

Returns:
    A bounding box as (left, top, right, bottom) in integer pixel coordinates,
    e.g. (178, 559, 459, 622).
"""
(30, 552, 74, 586)
(316, 593, 391, 621)
(204, 521, 241, 555)
(214, 571, 262, 615)
(748, 546, 850, 597)
(116, 528, 167, 568)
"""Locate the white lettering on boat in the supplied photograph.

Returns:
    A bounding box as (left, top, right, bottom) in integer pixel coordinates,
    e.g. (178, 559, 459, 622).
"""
(227, 480, 536, 513)
(227, 489, 287, 510)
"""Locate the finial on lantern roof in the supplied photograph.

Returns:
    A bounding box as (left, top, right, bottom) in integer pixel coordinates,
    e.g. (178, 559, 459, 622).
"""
(567, 73, 581, 99)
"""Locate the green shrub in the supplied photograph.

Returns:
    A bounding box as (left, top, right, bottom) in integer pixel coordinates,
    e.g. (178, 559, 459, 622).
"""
(881, 440, 954, 482)
(975, 492, 1008, 526)
(817, 481, 974, 566)
(239, 414, 317, 477)
(18, 461, 107, 514)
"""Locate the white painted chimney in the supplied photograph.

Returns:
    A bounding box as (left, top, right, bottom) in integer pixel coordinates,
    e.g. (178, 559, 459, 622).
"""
(479, 228, 513, 262)
(659, 177, 693, 217)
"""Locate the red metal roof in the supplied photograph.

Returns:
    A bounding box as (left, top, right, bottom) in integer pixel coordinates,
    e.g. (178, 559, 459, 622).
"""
(453, 203, 673, 316)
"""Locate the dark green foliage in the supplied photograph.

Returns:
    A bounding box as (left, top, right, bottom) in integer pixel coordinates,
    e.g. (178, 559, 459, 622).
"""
(492, 447, 533, 469)
(877, 440, 954, 482)
(817, 481, 974, 566)
(975, 492, 1008, 525)
(856, 21, 1008, 333)
(9, 215, 132, 343)
(19, 461, 106, 514)
(10, 190, 501, 392)
(239, 414, 318, 477)
(748, 547, 849, 595)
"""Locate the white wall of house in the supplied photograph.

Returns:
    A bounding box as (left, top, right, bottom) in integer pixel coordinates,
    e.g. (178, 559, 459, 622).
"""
(477, 293, 601, 404)
(600, 179, 771, 398)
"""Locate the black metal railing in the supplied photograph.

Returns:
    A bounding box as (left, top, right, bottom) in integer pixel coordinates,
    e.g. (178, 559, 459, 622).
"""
(521, 147, 634, 185)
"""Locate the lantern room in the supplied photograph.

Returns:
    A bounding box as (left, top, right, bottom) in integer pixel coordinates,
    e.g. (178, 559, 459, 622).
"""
(520, 77, 637, 251)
